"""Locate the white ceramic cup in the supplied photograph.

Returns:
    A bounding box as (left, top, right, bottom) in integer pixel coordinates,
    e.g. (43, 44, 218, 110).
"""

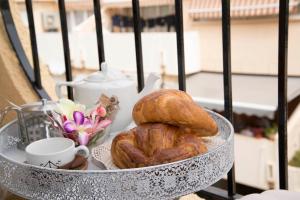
(25, 137, 89, 169)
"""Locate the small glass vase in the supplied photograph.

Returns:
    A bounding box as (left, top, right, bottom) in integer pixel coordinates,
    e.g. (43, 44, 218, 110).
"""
(87, 125, 111, 150)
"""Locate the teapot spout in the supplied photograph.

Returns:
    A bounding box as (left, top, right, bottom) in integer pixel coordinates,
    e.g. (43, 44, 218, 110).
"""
(138, 73, 160, 99)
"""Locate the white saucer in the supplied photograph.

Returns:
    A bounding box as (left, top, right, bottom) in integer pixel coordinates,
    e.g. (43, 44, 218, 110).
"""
(91, 141, 118, 170)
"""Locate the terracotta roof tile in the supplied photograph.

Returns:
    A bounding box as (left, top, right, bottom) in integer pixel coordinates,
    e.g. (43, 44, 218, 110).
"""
(65, 0, 174, 10)
(64, 1, 92, 10)
(189, 0, 300, 20)
(101, 0, 174, 8)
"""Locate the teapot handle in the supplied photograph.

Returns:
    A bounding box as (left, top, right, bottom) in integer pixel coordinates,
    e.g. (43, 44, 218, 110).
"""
(55, 81, 78, 99)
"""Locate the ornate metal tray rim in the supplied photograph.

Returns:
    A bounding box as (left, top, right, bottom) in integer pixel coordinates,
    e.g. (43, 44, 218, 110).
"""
(0, 110, 233, 173)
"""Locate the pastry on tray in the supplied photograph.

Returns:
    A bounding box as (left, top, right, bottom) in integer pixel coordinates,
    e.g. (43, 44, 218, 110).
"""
(111, 123, 208, 168)
(111, 89, 218, 169)
(133, 89, 218, 136)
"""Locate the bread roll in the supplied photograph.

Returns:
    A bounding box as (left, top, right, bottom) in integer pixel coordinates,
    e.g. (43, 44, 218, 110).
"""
(111, 123, 207, 169)
(132, 89, 218, 136)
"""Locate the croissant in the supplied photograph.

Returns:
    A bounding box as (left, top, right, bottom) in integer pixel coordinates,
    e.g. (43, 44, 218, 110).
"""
(111, 123, 207, 169)
(132, 89, 218, 136)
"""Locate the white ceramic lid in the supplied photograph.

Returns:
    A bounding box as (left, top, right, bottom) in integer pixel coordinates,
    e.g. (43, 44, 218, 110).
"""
(84, 63, 126, 83)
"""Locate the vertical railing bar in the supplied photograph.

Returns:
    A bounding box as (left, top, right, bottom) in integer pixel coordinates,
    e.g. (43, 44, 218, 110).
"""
(93, 0, 105, 70)
(277, 0, 289, 190)
(221, 0, 236, 197)
(58, 0, 73, 100)
(132, 0, 144, 92)
(175, 0, 186, 91)
(25, 0, 42, 89)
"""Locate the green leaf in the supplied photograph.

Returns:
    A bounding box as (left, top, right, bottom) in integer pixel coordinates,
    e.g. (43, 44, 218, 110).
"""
(289, 150, 300, 168)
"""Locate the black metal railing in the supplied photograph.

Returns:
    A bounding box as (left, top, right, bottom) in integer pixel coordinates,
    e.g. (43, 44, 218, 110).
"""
(277, 0, 289, 190)
(221, 0, 236, 197)
(132, 0, 145, 92)
(58, 0, 73, 100)
(175, 0, 186, 91)
(0, 0, 290, 199)
(25, 0, 41, 89)
(93, 0, 105, 70)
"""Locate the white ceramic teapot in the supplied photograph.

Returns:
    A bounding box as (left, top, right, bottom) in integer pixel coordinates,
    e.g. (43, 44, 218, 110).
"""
(55, 63, 159, 132)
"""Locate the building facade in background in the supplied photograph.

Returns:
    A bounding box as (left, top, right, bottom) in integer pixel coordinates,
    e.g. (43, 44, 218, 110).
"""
(15, 0, 93, 32)
(15, 0, 300, 75)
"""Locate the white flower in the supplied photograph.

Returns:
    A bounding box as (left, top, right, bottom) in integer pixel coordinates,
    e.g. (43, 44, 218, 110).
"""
(55, 99, 86, 120)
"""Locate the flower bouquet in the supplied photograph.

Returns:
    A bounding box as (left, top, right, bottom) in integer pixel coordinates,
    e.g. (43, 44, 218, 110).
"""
(48, 95, 119, 147)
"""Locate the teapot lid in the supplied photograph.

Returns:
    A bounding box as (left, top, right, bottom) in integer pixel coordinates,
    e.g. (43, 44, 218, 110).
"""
(84, 63, 126, 83)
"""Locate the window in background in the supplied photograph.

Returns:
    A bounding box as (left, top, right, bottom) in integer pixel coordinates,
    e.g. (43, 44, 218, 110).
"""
(110, 5, 175, 33)
(41, 12, 59, 32)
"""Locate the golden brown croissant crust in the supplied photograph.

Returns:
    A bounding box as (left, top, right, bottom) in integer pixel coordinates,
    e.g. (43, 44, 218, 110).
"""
(132, 89, 218, 136)
(111, 123, 208, 169)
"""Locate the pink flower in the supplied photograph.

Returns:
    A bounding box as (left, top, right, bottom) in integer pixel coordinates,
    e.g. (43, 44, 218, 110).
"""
(94, 119, 111, 132)
(53, 99, 113, 146)
(97, 106, 107, 117)
(86, 119, 111, 135)
(90, 106, 107, 121)
(63, 111, 88, 133)
(63, 120, 76, 133)
(78, 132, 89, 146)
(62, 110, 111, 145)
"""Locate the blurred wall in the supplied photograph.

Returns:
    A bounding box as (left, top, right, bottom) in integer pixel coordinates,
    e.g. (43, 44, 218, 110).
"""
(0, 1, 57, 126)
(15, 0, 58, 33)
(36, 32, 201, 76)
(183, 4, 300, 76)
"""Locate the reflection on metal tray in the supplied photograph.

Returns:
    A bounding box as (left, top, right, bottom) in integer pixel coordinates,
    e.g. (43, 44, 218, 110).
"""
(0, 110, 234, 200)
